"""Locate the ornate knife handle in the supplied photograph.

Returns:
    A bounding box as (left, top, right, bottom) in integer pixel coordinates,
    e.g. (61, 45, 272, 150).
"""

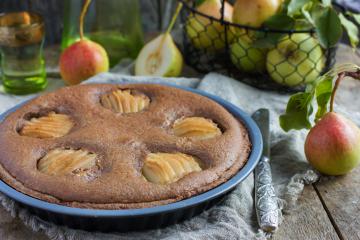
(255, 156, 279, 232)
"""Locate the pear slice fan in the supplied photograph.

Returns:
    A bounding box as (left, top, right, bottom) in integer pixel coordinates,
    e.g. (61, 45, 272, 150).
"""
(38, 148, 98, 176)
(135, 3, 183, 77)
(173, 117, 222, 140)
(100, 89, 150, 113)
(142, 152, 202, 184)
(20, 112, 74, 139)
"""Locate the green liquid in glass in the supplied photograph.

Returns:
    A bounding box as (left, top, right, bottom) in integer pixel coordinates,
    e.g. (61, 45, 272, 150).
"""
(1, 43, 47, 95)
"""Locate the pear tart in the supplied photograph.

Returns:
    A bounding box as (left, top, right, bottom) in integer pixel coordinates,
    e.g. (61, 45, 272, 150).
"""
(0, 84, 251, 209)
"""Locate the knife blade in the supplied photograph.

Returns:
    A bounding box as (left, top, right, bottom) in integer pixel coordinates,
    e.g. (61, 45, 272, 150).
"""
(252, 108, 279, 232)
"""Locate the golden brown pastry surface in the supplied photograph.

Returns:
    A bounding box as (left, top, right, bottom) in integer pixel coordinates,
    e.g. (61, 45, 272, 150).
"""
(0, 84, 251, 209)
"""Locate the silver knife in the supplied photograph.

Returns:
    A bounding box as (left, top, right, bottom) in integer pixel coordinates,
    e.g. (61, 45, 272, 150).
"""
(252, 109, 279, 232)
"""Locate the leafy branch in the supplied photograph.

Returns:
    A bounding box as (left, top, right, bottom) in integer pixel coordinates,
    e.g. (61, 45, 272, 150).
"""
(257, 0, 359, 49)
(280, 63, 360, 132)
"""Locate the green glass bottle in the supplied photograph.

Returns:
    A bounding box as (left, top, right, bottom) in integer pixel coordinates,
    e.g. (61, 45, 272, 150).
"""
(61, 0, 144, 68)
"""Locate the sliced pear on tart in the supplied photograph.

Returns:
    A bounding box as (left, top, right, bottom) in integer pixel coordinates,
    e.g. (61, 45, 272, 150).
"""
(100, 89, 150, 113)
(20, 112, 74, 139)
(173, 117, 221, 140)
(142, 152, 202, 184)
(38, 148, 98, 176)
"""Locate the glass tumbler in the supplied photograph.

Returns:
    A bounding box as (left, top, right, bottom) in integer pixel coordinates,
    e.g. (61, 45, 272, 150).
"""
(0, 12, 47, 95)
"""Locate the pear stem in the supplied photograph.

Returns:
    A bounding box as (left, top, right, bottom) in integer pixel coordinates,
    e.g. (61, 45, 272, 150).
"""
(329, 73, 345, 112)
(152, 2, 183, 64)
(79, 0, 92, 40)
(165, 3, 183, 35)
(329, 70, 360, 112)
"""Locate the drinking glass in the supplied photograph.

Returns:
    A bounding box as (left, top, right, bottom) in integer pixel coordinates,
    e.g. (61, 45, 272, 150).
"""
(0, 12, 47, 95)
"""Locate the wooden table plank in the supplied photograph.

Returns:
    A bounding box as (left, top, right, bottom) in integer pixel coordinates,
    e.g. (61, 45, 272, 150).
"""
(273, 186, 340, 240)
(314, 166, 360, 240)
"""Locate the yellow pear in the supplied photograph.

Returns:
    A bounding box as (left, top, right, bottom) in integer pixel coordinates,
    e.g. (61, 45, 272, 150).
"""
(134, 3, 183, 77)
(135, 33, 183, 77)
(186, 0, 234, 51)
(233, 0, 282, 27)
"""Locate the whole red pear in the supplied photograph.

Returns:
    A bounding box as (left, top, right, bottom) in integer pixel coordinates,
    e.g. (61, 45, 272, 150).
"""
(305, 112, 360, 175)
(59, 0, 109, 85)
(59, 40, 109, 85)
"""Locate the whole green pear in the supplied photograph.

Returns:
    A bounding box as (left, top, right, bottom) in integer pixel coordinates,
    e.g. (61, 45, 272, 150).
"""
(305, 112, 360, 175)
(266, 33, 325, 86)
(230, 35, 267, 73)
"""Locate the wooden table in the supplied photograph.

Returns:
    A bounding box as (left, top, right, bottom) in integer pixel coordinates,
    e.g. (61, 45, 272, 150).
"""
(0, 45, 360, 240)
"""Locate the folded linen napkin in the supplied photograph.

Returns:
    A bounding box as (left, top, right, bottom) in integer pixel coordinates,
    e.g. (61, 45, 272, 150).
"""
(0, 72, 321, 240)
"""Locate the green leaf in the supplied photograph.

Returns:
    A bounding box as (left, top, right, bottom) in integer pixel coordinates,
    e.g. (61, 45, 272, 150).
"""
(280, 0, 291, 12)
(315, 76, 333, 121)
(263, 13, 295, 30)
(253, 13, 295, 48)
(195, 0, 205, 6)
(349, 12, 360, 25)
(279, 92, 314, 132)
(322, 0, 331, 6)
(339, 13, 359, 48)
(294, 19, 314, 30)
(279, 64, 360, 132)
(288, 0, 312, 16)
(313, 6, 343, 48)
(301, 5, 315, 26)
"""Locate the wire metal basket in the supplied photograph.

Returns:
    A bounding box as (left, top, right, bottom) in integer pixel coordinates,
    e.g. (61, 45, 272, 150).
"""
(178, 0, 338, 93)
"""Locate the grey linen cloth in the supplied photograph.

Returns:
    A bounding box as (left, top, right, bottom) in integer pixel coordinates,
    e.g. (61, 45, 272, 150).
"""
(0, 72, 320, 240)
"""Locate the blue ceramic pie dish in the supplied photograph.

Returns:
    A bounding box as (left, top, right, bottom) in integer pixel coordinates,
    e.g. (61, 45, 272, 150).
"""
(0, 84, 262, 232)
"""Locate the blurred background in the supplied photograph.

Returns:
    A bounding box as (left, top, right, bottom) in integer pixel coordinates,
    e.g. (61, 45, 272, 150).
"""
(0, 0, 359, 46)
(0, 0, 359, 95)
(0, 0, 178, 45)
